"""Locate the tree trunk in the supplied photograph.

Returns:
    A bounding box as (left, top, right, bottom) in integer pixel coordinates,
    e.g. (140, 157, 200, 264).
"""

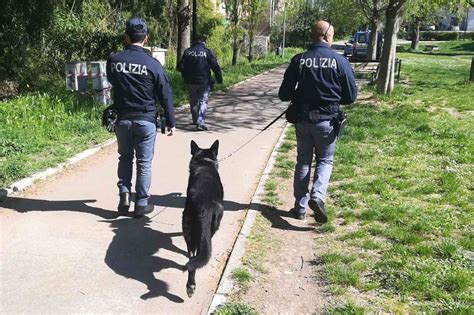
(232, 38, 238, 65)
(377, 4, 403, 94)
(248, 30, 254, 62)
(410, 20, 420, 50)
(176, 0, 191, 69)
(367, 18, 378, 61)
(470, 57, 474, 82)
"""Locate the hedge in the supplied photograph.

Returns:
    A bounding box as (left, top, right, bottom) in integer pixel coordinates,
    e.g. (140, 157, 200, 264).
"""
(418, 31, 474, 41)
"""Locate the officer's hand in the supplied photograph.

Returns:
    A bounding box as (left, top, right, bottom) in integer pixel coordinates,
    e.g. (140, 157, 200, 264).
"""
(106, 119, 116, 133)
(167, 126, 176, 136)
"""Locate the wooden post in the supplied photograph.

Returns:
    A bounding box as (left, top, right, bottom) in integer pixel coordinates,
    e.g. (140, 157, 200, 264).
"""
(470, 57, 474, 82)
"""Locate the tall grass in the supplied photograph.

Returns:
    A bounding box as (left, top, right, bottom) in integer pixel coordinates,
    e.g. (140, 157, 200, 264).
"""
(0, 94, 110, 188)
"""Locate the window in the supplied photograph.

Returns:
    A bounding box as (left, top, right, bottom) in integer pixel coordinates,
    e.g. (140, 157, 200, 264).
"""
(357, 33, 367, 43)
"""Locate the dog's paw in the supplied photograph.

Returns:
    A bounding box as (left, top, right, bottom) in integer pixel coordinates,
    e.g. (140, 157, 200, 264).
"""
(186, 284, 196, 298)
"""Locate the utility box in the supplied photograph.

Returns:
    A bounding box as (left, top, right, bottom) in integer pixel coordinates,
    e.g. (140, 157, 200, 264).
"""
(65, 62, 87, 92)
(145, 47, 167, 66)
(90, 61, 110, 90)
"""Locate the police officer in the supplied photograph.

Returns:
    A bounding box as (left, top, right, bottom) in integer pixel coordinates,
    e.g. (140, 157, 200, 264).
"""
(106, 17, 176, 218)
(279, 20, 357, 222)
(178, 38, 223, 131)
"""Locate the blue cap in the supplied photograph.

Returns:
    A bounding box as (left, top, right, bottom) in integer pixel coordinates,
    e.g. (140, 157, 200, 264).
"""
(125, 17, 147, 35)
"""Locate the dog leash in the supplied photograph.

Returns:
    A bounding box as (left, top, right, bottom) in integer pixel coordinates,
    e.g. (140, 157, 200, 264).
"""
(218, 108, 288, 163)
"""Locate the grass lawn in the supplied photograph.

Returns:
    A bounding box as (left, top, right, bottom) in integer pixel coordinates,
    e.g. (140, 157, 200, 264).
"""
(319, 53, 473, 312)
(398, 39, 474, 55)
(0, 49, 301, 189)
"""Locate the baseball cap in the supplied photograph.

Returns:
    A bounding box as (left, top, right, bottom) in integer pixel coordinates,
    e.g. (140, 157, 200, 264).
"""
(125, 17, 148, 35)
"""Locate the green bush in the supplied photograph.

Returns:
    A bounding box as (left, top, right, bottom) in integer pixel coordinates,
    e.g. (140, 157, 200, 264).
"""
(420, 31, 460, 41)
(461, 32, 474, 41)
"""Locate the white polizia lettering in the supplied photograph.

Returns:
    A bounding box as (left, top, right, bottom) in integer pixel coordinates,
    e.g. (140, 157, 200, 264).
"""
(300, 57, 338, 70)
(111, 62, 148, 75)
(185, 50, 207, 57)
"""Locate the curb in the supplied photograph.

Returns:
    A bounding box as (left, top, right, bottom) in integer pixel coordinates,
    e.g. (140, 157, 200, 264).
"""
(0, 138, 117, 202)
(207, 122, 290, 314)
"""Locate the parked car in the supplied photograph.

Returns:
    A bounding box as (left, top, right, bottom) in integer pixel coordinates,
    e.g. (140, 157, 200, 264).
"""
(351, 31, 383, 60)
(343, 36, 354, 56)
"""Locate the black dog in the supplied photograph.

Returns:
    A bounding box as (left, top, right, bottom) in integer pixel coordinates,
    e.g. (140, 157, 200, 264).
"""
(182, 140, 224, 298)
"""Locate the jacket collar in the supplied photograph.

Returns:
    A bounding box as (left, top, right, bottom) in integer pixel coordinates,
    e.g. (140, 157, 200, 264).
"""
(125, 44, 145, 52)
(309, 42, 331, 50)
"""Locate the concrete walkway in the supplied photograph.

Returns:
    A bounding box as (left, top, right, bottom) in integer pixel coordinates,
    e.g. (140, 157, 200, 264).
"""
(0, 67, 288, 314)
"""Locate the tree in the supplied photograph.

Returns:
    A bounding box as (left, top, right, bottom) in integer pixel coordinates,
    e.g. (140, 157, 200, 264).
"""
(225, 0, 246, 65)
(376, 0, 407, 94)
(357, 0, 388, 60)
(271, 0, 321, 48)
(320, 0, 366, 38)
(404, 0, 434, 50)
(244, 0, 267, 61)
(176, 0, 191, 68)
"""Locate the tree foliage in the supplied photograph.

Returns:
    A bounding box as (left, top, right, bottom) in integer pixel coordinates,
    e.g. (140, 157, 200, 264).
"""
(244, 0, 268, 61)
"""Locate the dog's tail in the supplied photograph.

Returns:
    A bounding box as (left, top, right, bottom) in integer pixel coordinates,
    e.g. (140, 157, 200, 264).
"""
(184, 214, 212, 271)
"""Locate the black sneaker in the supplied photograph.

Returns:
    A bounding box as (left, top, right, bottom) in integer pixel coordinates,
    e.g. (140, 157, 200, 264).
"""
(308, 198, 328, 223)
(133, 204, 154, 218)
(117, 192, 130, 214)
(196, 124, 208, 131)
(290, 208, 306, 220)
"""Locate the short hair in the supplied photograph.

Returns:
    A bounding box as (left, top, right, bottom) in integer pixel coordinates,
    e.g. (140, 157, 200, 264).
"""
(127, 32, 147, 43)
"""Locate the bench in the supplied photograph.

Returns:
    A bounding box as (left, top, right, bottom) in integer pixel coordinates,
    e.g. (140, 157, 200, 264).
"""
(351, 61, 380, 82)
(351, 59, 402, 82)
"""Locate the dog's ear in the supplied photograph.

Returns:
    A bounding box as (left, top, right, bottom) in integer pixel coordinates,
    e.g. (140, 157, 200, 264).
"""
(191, 140, 199, 155)
(210, 140, 219, 156)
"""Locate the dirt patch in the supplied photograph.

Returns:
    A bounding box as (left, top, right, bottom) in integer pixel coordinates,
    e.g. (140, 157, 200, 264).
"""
(428, 106, 474, 118)
(227, 148, 333, 314)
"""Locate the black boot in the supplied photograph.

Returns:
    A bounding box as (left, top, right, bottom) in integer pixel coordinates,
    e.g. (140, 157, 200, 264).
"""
(133, 204, 154, 218)
(118, 192, 130, 214)
(308, 198, 328, 224)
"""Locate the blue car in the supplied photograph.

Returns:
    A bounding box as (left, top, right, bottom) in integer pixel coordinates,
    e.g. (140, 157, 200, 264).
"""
(351, 31, 383, 60)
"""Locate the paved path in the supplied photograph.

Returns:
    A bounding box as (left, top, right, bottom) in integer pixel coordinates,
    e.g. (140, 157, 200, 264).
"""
(0, 68, 288, 314)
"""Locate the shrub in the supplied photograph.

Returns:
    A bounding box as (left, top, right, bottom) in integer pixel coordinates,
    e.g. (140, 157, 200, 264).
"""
(420, 31, 460, 41)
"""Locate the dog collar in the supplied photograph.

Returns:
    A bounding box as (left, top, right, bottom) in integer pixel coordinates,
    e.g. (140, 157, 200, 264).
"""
(200, 157, 218, 165)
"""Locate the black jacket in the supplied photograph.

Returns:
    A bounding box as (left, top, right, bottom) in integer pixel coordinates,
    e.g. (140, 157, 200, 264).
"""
(178, 41, 223, 86)
(106, 45, 175, 127)
(279, 42, 357, 115)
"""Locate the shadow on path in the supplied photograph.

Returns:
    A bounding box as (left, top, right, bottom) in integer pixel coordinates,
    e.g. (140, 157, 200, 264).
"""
(0, 197, 117, 219)
(1, 197, 187, 302)
(151, 192, 312, 232)
(101, 217, 186, 302)
(174, 69, 287, 133)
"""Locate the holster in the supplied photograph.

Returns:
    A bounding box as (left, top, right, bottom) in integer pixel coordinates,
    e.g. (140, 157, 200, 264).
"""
(334, 111, 347, 137)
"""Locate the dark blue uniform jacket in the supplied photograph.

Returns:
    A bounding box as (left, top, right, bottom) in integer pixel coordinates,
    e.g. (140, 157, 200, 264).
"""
(178, 41, 223, 86)
(106, 45, 176, 127)
(279, 42, 357, 115)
